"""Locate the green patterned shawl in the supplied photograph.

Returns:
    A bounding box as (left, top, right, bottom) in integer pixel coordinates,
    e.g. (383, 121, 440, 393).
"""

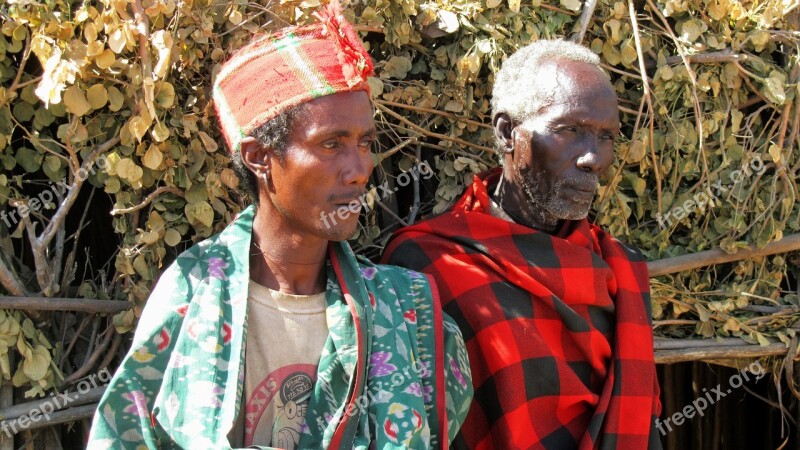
(87, 206, 472, 449)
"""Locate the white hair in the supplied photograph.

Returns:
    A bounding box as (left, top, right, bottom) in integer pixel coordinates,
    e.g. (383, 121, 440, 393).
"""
(491, 39, 601, 126)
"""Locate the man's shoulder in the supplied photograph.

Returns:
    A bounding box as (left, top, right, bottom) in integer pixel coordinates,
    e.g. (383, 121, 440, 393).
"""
(590, 223, 648, 263)
(358, 256, 430, 284)
(161, 214, 251, 279)
(382, 212, 468, 266)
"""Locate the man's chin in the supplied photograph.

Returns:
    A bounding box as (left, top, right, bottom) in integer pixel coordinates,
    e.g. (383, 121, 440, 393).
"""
(321, 221, 359, 242)
(546, 200, 591, 221)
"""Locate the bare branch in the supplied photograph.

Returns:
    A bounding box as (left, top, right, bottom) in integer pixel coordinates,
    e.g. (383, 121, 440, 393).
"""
(14, 202, 54, 296)
(374, 99, 491, 130)
(5, 34, 32, 98)
(629, 1, 662, 215)
(661, 47, 747, 66)
(111, 186, 185, 215)
(38, 136, 120, 249)
(573, 0, 599, 44)
(375, 103, 495, 153)
(64, 324, 115, 385)
(0, 254, 26, 296)
(374, 198, 408, 227)
(648, 232, 800, 277)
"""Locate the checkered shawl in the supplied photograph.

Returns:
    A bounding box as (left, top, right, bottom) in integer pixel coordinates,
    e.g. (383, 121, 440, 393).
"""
(213, 1, 373, 153)
(382, 170, 661, 450)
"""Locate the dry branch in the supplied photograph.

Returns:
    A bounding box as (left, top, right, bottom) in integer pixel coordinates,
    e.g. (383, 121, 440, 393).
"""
(573, 0, 599, 44)
(0, 386, 105, 422)
(375, 103, 495, 154)
(110, 186, 185, 215)
(644, 48, 748, 68)
(0, 297, 129, 314)
(0, 404, 97, 435)
(374, 99, 491, 130)
(647, 233, 800, 277)
(654, 338, 789, 364)
(0, 256, 26, 297)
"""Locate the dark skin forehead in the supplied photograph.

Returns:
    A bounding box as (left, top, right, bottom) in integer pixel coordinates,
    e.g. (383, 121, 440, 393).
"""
(531, 59, 618, 121)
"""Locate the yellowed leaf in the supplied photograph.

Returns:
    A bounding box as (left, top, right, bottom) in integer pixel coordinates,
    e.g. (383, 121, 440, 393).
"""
(87, 40, 104, 57)
(185, 201, 214, 228)
(129, 116, 150, 142)
(63, 85, 91, 116)
(109, 28, 126, 53)
(151, 121, 170, 142)
(142, 144, 163, 170)
(220, 168, 240, 190)
(84, 22, 98, 42)
(108, 86, 125, 111)
(95, 49, 116, 69)
(198, 131, 219, 153)
(768, 143, 782, 164)
(560, 0, 581, 12)
(86, 84, 108, 109)
(164, 228, 182, 247)
(152, 30, 174, 79)
(104, 176, 120, 194)
(229, 9, 243, 25)
(117, 158, 144, 183)
(155, 82, 175, 109)
(444, 99, 464, 113)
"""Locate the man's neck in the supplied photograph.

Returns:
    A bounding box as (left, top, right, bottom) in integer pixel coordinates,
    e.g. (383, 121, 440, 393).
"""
(493, 176, 560, 233)
(249, 205, 328, 296)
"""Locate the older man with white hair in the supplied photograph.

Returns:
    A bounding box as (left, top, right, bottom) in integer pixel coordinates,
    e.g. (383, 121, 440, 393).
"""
(383, 39, 662, 449)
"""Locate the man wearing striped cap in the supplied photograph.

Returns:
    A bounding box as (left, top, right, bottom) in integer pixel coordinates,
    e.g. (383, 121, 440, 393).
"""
(87, 3, 472, 448)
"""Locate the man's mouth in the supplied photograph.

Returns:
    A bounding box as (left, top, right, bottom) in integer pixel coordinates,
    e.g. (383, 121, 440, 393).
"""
(564, 184, 597, 203)
(329, 192, 366, 207)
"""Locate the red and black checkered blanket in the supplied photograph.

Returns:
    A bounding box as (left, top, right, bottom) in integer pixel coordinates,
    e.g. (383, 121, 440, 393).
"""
(382, 170, 661, 449)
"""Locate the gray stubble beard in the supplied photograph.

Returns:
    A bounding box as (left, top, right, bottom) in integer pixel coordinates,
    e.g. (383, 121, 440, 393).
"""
(516, 166, 598, 226)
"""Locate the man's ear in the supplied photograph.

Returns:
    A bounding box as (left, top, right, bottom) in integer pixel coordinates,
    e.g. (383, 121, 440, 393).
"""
(240, 136, 270, 177)
(492, 112, 515, 154)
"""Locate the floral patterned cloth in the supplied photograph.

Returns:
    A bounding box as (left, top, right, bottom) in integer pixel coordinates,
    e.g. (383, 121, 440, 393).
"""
(87, 206, 473, 449)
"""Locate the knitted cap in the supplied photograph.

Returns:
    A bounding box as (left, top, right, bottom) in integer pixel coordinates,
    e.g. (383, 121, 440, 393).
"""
(213, 1, 374, 153)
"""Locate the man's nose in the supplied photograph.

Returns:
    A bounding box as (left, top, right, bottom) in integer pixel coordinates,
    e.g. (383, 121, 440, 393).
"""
(343, 146, 374, 186)
(576, 137, 611, 173)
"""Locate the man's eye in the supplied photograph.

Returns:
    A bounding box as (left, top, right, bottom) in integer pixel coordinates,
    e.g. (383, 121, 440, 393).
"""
(359, 138, 374, 149)
(322, 141, 340, 149)
(600, 133, 616, 141)
(558, 126, 577, 134)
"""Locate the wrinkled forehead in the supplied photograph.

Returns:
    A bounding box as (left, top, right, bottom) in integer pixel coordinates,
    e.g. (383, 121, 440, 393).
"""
(535, 59, 615, 99)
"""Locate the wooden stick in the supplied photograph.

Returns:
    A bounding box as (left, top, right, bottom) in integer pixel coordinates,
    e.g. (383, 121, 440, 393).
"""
(667, 48, 746, 65)
(654, 338, 774, 350)
(375, 103, 496, 154)
(0, 386, 105, 422)
(374, 99, 491, 130)
(0, 404, 97, 435)
(655, 342, 787, 364)
(647, 233, 800, 277)
(573, 0, 598, 43)
(110, 186, 185, 215)
(0, 297, 129, 314)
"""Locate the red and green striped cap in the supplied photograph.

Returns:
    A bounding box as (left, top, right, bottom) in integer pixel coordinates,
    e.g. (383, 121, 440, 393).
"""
(213, 1, 374, 153)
